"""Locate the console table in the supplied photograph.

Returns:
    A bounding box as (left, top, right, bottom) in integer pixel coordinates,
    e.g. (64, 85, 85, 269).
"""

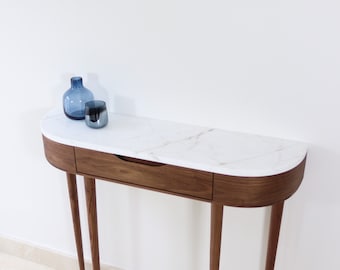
(41, 110, 307, 270)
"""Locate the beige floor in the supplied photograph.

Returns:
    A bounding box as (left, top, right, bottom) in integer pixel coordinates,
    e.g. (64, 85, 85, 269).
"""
(0, 252, 55, 270)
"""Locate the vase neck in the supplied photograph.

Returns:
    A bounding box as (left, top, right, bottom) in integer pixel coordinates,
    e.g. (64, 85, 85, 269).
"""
(71, 77, 84, 88)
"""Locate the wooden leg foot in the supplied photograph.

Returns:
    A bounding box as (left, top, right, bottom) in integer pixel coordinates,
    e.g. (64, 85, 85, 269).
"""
(85, 177, 100, 270)
(210, 202, 224, 270)
(265, 201, 284, 270)
(66, 173, 85, 270)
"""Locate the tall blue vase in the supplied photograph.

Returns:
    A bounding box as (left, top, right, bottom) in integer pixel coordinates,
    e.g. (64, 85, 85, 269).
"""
(63, 77, 94, 120)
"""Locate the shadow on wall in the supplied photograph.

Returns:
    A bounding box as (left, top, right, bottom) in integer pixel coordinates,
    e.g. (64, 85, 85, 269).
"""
(86, 73, 137, 116)
(59, 73, 137, 116)
(113, 95, 137, 116)
(85, 73, 110, 109)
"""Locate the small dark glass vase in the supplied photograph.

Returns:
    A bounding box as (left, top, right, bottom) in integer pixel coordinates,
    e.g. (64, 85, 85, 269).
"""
(63, 77, 94, 120)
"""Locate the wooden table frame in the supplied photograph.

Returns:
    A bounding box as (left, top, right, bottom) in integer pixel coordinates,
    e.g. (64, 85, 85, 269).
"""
(42, 135, 306, 270)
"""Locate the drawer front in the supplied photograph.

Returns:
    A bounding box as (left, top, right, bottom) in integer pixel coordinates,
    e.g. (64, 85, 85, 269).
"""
(75, 147, 213, 200)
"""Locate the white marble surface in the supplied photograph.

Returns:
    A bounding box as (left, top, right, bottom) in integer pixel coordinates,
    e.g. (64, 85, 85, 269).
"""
(41, 109, 307, 177)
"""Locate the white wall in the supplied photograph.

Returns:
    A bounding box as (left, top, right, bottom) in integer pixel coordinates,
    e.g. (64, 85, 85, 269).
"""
(0, 0, 339, 269)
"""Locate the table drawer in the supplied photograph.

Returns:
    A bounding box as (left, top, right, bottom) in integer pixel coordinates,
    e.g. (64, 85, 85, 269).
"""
(75, 147, 213, 200)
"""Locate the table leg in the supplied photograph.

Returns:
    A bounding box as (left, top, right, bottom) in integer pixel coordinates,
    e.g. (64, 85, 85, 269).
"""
(66, 173, 85, 270)
(265, 201, 284, 270)
(210, 202, 224, 270)
(84, 177, 100, 270)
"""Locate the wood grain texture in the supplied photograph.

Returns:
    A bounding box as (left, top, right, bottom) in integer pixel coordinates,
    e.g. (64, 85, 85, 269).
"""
(265, 201, 284, 270)
(213, 157, 306, 207)
(75, 147, 213, 200)
(84, 177, 100, 270)
(66, 173, 85, 270)
(42, 137, 307, 270)
(42, 136, 76, 173)
(210, 202, 224, 270)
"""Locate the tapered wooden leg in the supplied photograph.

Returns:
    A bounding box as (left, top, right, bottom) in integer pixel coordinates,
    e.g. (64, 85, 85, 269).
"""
(210, 202, 224, 270)
(66, 173, 85, 270)
(265, 201, 284, 270)
(84, 177, 100, 270)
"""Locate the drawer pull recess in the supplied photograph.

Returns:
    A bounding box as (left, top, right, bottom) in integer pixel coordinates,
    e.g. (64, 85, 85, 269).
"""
(116, 155, 165, 167)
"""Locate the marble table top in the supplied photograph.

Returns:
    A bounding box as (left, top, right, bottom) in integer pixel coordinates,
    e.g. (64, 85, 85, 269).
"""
(41, 110, 307, 177)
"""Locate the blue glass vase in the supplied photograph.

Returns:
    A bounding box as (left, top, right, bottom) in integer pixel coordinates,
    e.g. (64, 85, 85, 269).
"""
(63, 77, 94, 120)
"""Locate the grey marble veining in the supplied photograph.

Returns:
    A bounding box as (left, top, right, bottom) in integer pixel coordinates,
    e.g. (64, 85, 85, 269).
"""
(41, 110, 307, 177)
